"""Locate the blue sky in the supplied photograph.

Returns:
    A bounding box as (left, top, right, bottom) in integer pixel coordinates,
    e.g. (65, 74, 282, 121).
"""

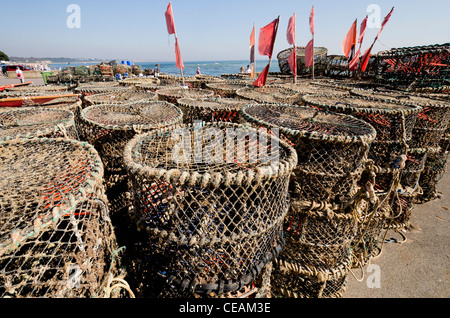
(1, 0, 449, 62)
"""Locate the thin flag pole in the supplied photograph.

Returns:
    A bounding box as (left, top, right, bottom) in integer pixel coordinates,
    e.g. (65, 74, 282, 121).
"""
(253, 23, 256, 78)
(268, 16, 280, 77)
(312, 34, 315, 80)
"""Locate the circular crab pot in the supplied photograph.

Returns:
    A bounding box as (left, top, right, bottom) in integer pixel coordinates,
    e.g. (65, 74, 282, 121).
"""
(418, 146, 449, 203)
(187, 75, 225, 89)
(241, 103, 377, 204)
(236, 85, 303, 105)
(0, 108, 79, 142)
(75, 85, 131, 97)
(205, 81, 251, 98)
(118, 77, 161, 87)
(155, 87, 215, 105)
(84, 90, 157, 107)
(134, 83, 160, 92)
(302, 94, 422, 143)
(177, 96, 250, 124)
(0, 137, 123, 298)
(123, 122, 297, 297)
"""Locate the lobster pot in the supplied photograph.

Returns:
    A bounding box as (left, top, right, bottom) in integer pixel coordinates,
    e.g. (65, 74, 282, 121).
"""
(79, 101, 183, 215)
(118, 77, 161, 87)
(134, 83, 160, 92)
(186, 75, 225, 89)
(157, 75, 188, 86)
(84, 90, 157, 106)
(418, 146, 449, 202)
(0, 108, 79, 142)
(205, 81, 250, 98)
(241, 103, 376, 205)
(75, 85, 130, 101)
(5, 85, 71, 93)
(177, 97, 249, 124)
(303, 94, 421, 143)
(123, 122, 297, 297)
(400, 147, 428, 189)
(0, 138, 124, 298)
(279, 81, 351, 105)
(277, 46, 328, 76)
(271, 257, 350, 298)
(155, 87, 215, 105)
(236, 85, 303, 105)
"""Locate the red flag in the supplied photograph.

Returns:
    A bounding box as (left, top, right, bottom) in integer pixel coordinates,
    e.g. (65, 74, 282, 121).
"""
(309, 6, 315, 35)
(165, 2, 176, 35)
(250, 24, 256, 63)
(252, 64, 270, 87)
(288, 48, 297, 75)
(348, 48, 361, 71)
(258, 18, 279, 58)
(287, 13, 295, 45)
(175, 38, 184, 70)
(304, 39, 314, 67)
(360, 45, 373, 72)
(342, 19, 357, 58)
(359, 16, 368, 44)
(376, 7, 394, 40)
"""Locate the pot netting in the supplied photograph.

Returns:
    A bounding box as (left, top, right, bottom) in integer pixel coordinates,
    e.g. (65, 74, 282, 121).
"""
(79, 101, 183, 215)
(302, 94, 422, 143)
(241, 103, 376, 205)
(236, 85, 303, 105)
(119, 77, 161, 87)
(123, 122, 297, 296)
(0, 108, 79, 142)
(155, 87, 215, 105)
(0, 138, 126, 298)
(205, 81, 251, 98)
(418, 145, 449, 202)
(5, 85, 71, 93)
(84, 90, 157, 106)
(177, 97, 249, 124)
(277, 47, 328, 75)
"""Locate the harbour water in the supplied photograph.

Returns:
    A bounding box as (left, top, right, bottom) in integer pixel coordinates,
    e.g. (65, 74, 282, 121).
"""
(49, 59, 280, 77)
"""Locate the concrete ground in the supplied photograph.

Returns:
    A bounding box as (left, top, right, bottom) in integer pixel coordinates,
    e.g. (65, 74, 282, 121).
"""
(0, 76, 45, 86)
(1, 74, 448, 299)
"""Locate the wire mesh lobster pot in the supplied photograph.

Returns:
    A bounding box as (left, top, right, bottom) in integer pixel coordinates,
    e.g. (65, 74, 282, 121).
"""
(0, 137, 125, 298)
(79, 101, 183, 215)
(75, 85, 131, 99)
(118, 77, 161, 87)
(271, 256, 350, 298)
(302, 94, 422, 143)
(236, 85, 303, 105)
(155, 87, 215, 105)
(205, 81, 251, 98)
(123, 122, 297, 297)
(5, 85, 71, 93)
(277, 46, 328, 75)
(0, 108, 79, 142)
(278, 81, 351, 105)
(418, 145, 449, 202)
(177, 96, 249, 124)
(134, 83, 161, 92)
(187, 75, 225, 89)
(84, 90, 157, 107)
(241, 103, 377, 205)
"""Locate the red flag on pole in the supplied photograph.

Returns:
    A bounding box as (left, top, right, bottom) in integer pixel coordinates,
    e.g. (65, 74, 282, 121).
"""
(258, 18, 279, 58)
(342, 19, 357, 59)
(359, 16, 368, 44)
(348, 48, 361, 71)
(175, 38, 184, 70)
(165, 2, 176, 35)
(250, 24, 256, 63)
(304, 39, 314, 67)
(287, 13, 296, 45)
(360, 44, 373, 72)
(376, 7, 394, 40)
(252, 64, 270, 87)
(309, 6, 315, 35)
(288, 48, 297, 75)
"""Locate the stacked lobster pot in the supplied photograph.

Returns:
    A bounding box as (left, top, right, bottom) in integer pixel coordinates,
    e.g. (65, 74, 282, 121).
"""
(236, 85, 303, 105)
(0, 137, 127, 298)
(177, 96, 250, 124)
(123, 122, 297, 298)
(155, 86, 215, 105)
(241, 103, 376, 298)
(351, 89, 450, 213)
(205, 81, 250, 98)
(84, 90, 157, 107)
(302, 94, 422, 266)
(0, 108, 80, 142)
(78, 101, 183, 256)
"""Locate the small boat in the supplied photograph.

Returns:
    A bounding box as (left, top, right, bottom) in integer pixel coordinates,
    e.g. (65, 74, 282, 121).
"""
(0, 94, 79, 107)
(0, 81, 33, 92)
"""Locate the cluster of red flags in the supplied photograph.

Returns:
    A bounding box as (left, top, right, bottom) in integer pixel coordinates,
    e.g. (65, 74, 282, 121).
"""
(343, 7, 394, 72)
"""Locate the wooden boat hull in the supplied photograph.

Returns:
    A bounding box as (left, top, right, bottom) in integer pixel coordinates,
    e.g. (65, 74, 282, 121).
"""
(0, 94, 79, 107)
(0, 81, 32, 92)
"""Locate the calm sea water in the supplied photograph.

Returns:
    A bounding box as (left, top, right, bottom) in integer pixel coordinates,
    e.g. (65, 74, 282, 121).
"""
(49, 60, 280, 77)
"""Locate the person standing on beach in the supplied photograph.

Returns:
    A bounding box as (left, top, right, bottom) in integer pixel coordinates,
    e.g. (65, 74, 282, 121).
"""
(196, 67, 201, 75)
(16, 67, 24, 83)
